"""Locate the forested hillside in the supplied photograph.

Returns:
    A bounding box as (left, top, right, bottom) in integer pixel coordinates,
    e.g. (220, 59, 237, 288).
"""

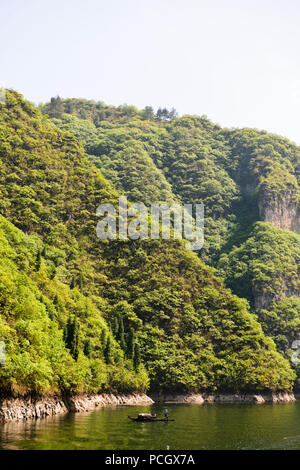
(0, 90, 296, 396)
(0, 215, 147, 395)
(41, 97, 300, 386)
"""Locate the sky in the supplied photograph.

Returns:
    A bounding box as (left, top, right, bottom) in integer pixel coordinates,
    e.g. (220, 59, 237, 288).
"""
(0, 0, 300, 143)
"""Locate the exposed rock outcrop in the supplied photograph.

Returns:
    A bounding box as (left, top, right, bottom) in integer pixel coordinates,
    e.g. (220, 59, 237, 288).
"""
(151, 391, 295, 404)
(0, 396, 68, 422)
(64, 393, 153, 413)
(250, 189, 300, 310)
(252, 287, 274, 311)
(0, 393, 154, 423)
(258, 190, 300, 234)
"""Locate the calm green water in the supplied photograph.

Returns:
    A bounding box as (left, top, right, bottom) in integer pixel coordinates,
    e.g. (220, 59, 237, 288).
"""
(1, 401, 300, 450)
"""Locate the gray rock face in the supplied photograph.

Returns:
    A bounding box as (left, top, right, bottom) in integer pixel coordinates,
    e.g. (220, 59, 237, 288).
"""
(252, 288, 274, 311)
(0, 397, 68, 422)
(150, 391, 296, 404)
(258, 190, 300, 234)
(252, 189, 300, 310)
(0, 393, 154, 423)
(64, 393, 154, 413)
(253, 283, 300, 310)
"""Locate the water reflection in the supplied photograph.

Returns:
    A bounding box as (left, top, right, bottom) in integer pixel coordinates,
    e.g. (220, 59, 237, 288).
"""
(1, 402, 300, 450)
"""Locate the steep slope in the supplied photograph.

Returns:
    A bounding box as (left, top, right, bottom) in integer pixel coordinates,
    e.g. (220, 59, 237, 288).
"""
(0, 90, 295, 395)
(41, 98, 300, 373)
(219, 222, 300, 310)
(0, 215, 147, 396)
(97, 238, 295, 392)
(218, 222, 300, 384)
(224, 128, 300, 234)
(45, 105, 177, 206)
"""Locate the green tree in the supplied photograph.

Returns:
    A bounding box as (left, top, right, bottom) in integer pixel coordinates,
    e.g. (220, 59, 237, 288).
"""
(70, 276, 75, 289)
(117, 316, 126, 350)
(84, 339, 92, 358)
(113, 317, 119, 337)
(101, 329, 107, 347)
(78, 274, 84, 291)
(133, 342, 141, 370)
(126, 329, 135, 358)
(141, 106, 155, 120)
(64, 317, 80, 361)
(104, 336, 112, 364)
(49, 266, 56, 280)
(35, 249, 41, 271)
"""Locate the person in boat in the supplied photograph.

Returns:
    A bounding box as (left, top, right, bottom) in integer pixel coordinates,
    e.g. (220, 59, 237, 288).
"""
(164, 409, 168, 419)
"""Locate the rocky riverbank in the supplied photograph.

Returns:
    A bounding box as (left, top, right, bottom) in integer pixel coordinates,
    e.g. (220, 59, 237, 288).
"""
(0, 393, 154, 422)
(150, 391, 296, 404)
(1, 390, 295, 423)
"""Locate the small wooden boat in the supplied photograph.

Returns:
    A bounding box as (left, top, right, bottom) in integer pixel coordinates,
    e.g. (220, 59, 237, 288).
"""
(128, 413, 175, 422)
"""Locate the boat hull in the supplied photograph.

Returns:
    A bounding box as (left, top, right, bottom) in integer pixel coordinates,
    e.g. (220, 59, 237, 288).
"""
(128, 416, 174, 422)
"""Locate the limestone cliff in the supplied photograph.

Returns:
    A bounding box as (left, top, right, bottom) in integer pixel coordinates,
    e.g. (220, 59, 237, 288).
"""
(258, 189, 300, 234)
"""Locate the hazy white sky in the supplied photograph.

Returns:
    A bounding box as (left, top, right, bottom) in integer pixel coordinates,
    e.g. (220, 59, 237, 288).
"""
(1, 0, 299, 143)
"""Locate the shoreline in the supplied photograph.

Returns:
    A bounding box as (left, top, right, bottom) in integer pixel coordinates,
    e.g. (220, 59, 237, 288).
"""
(150, 391, 296, 404)
(0, 390, 296, 423)
(0, 393, 153, 423)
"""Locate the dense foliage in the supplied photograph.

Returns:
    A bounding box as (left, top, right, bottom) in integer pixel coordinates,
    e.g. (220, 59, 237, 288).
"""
(218, 222, 300, 382)
(43, 99, 299, 263)
(0, 90, 298, 397)
(218, 222, 300, 307)
(41, 97, 300, 387)
(0, 215, 147, 395)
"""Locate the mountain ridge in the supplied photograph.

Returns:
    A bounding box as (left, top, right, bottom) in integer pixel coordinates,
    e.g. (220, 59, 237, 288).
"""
(0, 90, 297, 398)
(40, 96, 300, 386)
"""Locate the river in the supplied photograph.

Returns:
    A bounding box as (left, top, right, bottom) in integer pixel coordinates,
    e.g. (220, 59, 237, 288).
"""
(1, 401, 300, 450)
